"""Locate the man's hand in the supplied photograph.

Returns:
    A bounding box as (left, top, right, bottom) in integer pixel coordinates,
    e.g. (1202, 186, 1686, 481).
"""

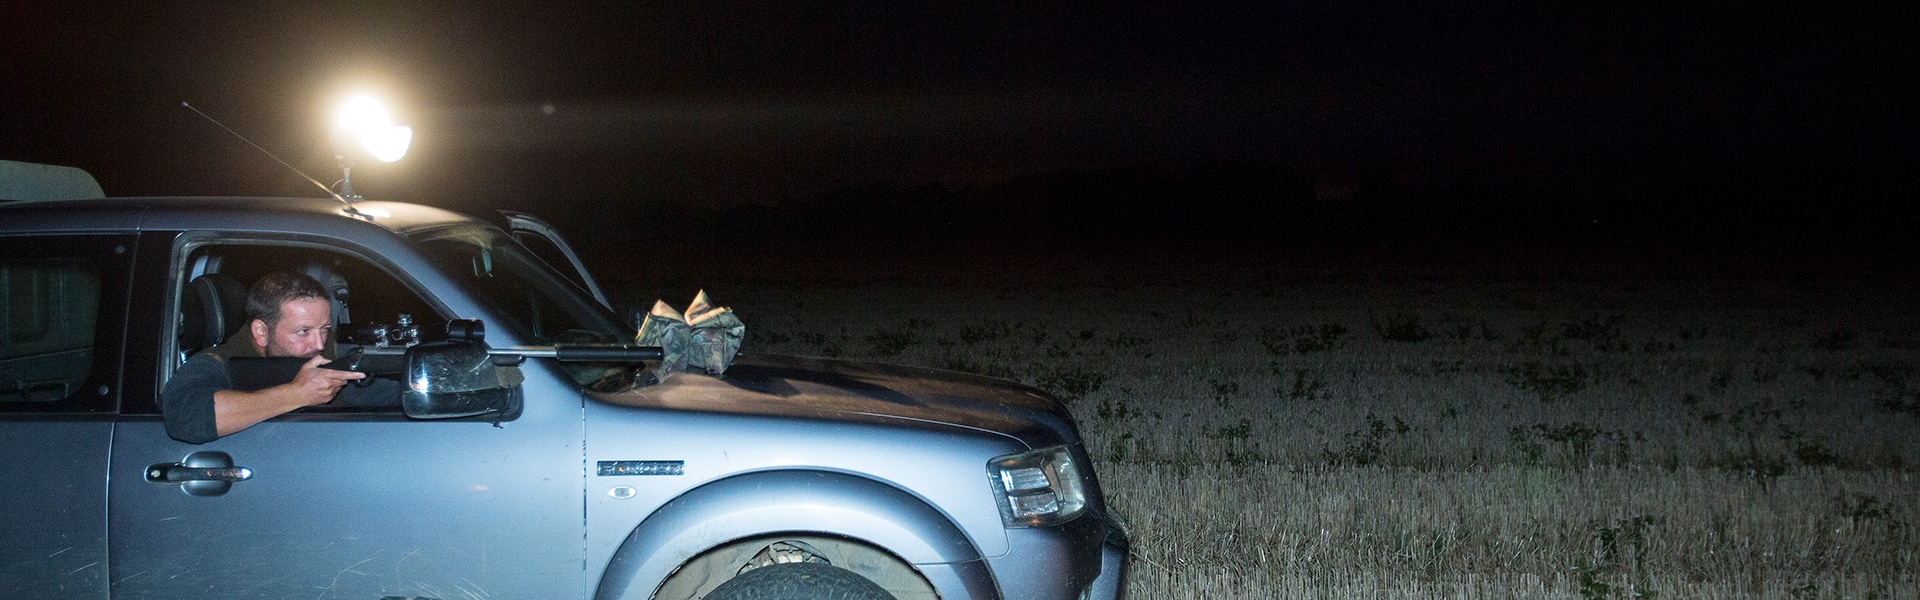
(287, 355, 368, 407)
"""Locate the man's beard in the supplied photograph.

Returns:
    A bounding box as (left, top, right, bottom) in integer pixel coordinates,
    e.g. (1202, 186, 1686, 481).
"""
(264, 339, 322, 359)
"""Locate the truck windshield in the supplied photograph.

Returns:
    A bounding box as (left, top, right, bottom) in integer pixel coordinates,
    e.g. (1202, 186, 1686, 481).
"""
(411, 226, 628, 348)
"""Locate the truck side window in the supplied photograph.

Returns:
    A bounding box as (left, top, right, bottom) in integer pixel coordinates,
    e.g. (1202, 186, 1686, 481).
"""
(169, 242, 440, 413)
(0, 234, 131, 412)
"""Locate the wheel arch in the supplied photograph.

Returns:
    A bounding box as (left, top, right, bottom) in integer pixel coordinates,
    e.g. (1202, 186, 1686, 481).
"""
(592, 469, 988, 600)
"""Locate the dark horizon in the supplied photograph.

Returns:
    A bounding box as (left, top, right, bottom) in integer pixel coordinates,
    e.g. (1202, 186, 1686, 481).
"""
(4, 1, 1914, 253)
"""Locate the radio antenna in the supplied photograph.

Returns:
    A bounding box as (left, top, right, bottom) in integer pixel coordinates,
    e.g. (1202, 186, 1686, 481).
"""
(181, 102, 349, 205)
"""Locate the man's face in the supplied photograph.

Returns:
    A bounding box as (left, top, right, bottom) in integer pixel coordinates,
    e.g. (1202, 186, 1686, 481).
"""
(251, 298, 333, 358)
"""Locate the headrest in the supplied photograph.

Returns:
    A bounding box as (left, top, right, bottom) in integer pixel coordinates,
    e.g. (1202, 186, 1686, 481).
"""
(177, 273, 247, 355)
(301, 260, 351, 324)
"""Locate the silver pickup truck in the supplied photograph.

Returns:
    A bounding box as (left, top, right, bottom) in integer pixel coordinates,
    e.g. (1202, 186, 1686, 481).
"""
(0, 162, 1128, 599)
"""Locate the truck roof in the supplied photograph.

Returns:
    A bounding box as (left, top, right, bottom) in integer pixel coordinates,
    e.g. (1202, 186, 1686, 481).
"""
(2, 160, 487, 234)
(0, 195, 491, 237)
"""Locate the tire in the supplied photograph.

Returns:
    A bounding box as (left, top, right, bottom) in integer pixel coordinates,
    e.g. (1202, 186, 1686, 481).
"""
(703, 562, 896, 600)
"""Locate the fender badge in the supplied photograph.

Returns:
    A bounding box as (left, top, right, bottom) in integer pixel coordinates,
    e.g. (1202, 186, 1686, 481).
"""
(598, 460, 685, 476)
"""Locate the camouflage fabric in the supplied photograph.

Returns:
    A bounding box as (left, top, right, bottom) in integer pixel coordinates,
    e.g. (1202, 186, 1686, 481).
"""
(684, 290, 745, 375)
(634, 290, 746, 382)
(634, 300, 691, 382)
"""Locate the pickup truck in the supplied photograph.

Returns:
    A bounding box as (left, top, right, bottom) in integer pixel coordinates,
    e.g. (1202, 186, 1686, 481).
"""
(0, 161, 1129, 599)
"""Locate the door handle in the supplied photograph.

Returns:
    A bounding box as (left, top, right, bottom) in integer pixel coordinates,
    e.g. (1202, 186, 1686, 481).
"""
(146, 464, 253, 483)
(146, 451, 250, 496)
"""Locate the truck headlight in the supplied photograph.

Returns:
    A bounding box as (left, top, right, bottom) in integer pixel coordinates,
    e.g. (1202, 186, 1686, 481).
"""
(987, 446, 1087, 528)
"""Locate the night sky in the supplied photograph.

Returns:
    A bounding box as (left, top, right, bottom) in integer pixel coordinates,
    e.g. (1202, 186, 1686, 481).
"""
(3, 2, 1914, 252)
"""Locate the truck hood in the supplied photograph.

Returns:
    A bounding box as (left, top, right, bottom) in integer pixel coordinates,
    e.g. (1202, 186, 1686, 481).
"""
(587, 354, 1079, 448)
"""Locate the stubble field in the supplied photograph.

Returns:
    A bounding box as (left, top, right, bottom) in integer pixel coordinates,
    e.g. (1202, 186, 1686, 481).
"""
(629, 243, 1920, 599)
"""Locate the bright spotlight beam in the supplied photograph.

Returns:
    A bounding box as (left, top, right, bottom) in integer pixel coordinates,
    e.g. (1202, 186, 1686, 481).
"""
(335, 95, 412, 163)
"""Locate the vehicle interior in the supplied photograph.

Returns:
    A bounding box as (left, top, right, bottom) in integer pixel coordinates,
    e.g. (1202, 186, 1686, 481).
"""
(0, 256, 100, 404)
(172, 243, 442, 409)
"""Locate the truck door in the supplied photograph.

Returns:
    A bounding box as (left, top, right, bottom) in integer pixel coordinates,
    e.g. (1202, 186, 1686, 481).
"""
(105, 236, 588, 599)
(501, 210, 611, 308)
(0, 233, 132, 599)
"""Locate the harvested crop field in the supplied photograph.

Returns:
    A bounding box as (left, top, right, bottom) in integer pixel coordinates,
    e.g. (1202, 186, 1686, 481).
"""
(624, 242, 1920, 598)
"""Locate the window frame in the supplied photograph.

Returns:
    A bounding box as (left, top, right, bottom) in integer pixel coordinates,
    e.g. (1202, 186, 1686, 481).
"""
(126, 231, 455, 418)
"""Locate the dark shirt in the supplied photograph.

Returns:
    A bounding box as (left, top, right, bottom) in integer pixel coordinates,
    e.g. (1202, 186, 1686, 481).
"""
(160, 352, 402, 444)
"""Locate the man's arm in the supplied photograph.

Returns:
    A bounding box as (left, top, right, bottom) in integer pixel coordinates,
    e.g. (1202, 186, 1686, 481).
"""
(161, 353, 229, 443)
(163, 353, 365, 443)
(211, 356, 365, 437)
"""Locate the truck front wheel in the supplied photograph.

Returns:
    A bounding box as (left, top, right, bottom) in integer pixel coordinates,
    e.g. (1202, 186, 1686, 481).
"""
(704, 562, 896, 600)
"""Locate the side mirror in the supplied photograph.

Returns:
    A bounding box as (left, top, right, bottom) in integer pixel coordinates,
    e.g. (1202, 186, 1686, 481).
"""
(402, 340, 525, 419)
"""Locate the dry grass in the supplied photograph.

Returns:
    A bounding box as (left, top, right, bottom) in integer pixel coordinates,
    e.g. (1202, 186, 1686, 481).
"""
(646, 245, 1920, 598)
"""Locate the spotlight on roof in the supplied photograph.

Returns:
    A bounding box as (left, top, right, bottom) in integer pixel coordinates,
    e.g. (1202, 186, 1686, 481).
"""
(332, 95, 412, 199)
(336, 96, 411, 162)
